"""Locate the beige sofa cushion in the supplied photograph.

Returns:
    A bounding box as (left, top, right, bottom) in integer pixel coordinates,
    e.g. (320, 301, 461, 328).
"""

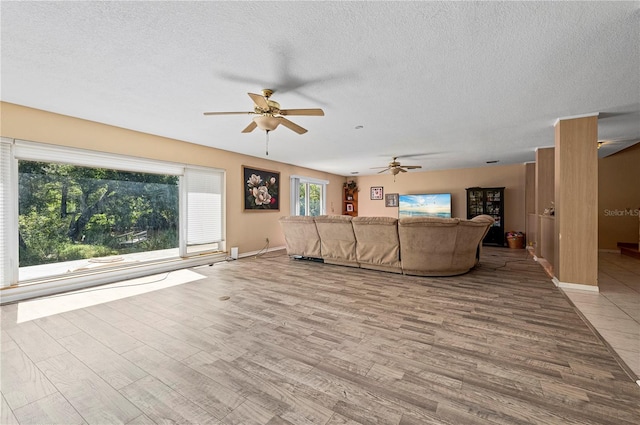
(352, 216, 402, 273)
(398, 216, 494, 276)
(278, 216, 322, 258)
(399, 217, 462, 276)
(314, 215, 358, 267)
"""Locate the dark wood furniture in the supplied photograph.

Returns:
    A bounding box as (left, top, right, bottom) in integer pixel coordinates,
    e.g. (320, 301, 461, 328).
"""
(466, 186, 505, 246)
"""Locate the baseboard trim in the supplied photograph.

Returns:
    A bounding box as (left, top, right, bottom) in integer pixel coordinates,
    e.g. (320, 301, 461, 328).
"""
(554, 277, 600, 292)
(238, 245, 286, 259)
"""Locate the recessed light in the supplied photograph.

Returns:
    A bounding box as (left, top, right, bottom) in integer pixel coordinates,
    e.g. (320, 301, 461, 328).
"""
(355, 125, 364, 130)
(486, 160, 499, 164)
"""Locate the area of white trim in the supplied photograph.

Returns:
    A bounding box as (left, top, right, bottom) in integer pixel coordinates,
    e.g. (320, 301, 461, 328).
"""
(13, 139, 185, 175)
(237, 245, 286, 259)
(0, 253, 227, 305)
(556, 278, 600, 292)
(289, 175, 330, 185)
(553, 112, 599, 127)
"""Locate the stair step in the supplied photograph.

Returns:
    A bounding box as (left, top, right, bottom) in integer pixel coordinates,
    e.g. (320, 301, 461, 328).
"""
(617, 242, 640, 260)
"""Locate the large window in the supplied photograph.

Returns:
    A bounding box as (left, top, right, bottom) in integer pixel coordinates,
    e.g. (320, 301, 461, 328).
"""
(18, 161, 179, 268)
(290, 176, 328, 216)
(1, 139, 225, 294)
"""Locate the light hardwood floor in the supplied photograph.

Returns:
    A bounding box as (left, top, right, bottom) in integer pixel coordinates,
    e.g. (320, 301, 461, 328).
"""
(2, 247, 639, 425)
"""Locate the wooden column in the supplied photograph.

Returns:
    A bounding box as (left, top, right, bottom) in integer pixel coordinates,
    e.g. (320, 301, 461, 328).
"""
(525, 162, 536, 248)
(554, 115, 598, 287)
(535, 148, 554, 256)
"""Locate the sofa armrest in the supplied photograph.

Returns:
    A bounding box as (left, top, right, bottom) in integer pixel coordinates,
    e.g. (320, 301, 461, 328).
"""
(470, 215, 496, 258)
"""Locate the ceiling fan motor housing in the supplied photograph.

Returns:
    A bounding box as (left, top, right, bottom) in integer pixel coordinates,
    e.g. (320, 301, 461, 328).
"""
(255, 100, 280, 115)
(204, 89, 323, 136)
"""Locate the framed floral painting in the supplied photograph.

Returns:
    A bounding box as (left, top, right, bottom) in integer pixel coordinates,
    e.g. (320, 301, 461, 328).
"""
(243, 166, 280, 211)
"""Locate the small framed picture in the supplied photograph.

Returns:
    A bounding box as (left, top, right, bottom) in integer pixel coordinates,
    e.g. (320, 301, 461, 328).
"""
(385, 193, 399, 207)
(346, 203, 354, 212)
(370, 186, 384, 200)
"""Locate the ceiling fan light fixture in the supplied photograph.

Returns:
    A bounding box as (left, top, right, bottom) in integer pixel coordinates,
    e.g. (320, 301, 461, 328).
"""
(253, 115, 280, 131)
(204, 89, 322, 135)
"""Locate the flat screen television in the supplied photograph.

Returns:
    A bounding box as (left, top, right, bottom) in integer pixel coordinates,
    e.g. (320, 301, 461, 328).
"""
(398, 193, 452, 218)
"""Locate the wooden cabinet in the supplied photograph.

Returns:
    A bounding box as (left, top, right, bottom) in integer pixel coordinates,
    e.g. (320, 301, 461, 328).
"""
(343, 187, 358, 216)
(466, 187, 505, 246)
(539, 215, 555, 267)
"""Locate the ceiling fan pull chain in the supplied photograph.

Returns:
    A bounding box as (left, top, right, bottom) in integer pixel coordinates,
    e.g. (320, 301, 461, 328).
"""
(265, 130, 269, 155)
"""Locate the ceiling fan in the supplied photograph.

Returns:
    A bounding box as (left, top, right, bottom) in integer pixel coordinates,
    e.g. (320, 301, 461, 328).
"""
(203, 89, 324, 135)
(371, 157, 422, 180)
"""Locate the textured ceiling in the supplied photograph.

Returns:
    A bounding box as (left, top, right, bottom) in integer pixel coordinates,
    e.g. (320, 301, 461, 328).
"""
(2, 1, 639, 176)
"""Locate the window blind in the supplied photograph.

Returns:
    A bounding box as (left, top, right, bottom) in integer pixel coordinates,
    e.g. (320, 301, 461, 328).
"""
(0, 139, 18, 288)
(183, 168, 225, 254)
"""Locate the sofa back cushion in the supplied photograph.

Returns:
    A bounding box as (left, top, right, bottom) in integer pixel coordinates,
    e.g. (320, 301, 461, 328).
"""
(278, 216, 322, 258)
(314, 215, 357, 263)
(352, 217, 401, 269)
(398, 217, 462, 275)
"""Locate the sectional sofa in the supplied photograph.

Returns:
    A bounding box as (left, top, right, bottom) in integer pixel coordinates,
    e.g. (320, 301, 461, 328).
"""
(279, 214, 495, 276)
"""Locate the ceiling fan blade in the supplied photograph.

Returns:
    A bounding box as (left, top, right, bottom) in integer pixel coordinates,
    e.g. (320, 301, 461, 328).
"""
(278, 117, 307, 134)
(370, 166, 391, 169)
(399, 168, 408, 173)
(279, 108, 324, 116)
(203, 111, 254, 116)
(403, 165, 422, 169)
(248, 92, 269, 110)
(377, 169, 389, 174)
(241, 121, 257, 133)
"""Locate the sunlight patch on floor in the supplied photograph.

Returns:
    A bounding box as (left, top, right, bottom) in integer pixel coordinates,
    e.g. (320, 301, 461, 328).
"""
(16, 269, 206, 323)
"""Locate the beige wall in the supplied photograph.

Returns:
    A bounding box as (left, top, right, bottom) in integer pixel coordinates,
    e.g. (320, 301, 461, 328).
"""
(598, 143, 640, 250)
(5, 101, 635, 266)
(0, 102, 345, 255)
(353, 163, 527, 234)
